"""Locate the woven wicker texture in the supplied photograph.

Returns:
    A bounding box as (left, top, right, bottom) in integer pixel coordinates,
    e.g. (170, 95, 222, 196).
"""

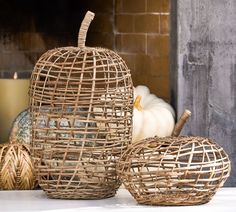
(0, 143, 36, 190)
(29, 11, 133, 199)
(117, 136, 231, 206)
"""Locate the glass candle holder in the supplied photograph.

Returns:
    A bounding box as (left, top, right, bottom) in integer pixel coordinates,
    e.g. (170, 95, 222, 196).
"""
(0, 71, 31, 143)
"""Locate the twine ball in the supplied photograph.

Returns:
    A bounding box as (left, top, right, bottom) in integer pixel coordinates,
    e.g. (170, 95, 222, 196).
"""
(0, 143, 36, 190)
(117, 136, 231, 206)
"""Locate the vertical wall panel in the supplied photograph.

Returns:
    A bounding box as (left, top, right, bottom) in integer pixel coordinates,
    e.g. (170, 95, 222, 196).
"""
(171, 0, 236, 186)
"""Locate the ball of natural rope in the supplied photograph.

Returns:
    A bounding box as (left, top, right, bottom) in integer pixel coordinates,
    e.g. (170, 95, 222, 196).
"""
(0, 142, 36, 190)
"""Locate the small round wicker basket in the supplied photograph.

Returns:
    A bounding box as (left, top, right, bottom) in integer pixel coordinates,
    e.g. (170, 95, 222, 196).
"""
(117, 136, 231, 206)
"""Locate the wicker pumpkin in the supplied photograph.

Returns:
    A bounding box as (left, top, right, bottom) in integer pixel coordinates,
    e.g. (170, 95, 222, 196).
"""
(29, 11, 133, 199)
(117, 136, 231, 206)
(0, 142, 36, 190)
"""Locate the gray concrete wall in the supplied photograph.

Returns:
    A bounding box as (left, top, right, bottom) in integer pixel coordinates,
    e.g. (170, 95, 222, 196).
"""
(171, 0, 236, 186)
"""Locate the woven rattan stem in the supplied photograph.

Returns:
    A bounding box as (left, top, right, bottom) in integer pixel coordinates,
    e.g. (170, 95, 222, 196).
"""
(171, 110, 191, 137)
(78, 11, 95, 48)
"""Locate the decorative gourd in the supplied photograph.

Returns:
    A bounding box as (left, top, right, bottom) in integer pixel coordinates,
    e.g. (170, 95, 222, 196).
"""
(35, 107, 99, 147)
(9, 108, 97, 147)
(117, 136, 231, 206)
(0, 142, 36, 190)
(9, 109, 31, 146)
(29, 11, 133, 199)
(132, 85, 175, 143)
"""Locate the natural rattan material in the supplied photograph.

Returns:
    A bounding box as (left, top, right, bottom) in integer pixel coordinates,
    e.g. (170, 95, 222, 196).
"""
(171, 110, 191, 137)
(117, 136, 231, 206)
(29, 11, 133, 199)
(0, 143, 36, 190)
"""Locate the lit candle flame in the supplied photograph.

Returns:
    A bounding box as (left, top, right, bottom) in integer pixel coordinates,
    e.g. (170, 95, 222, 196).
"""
(13, 72, 18, 80)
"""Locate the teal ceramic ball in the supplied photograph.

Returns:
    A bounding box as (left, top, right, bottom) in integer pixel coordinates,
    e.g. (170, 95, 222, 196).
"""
(10, 108, 97, 146)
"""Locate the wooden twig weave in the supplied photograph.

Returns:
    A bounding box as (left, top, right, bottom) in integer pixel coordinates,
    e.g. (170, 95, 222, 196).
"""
(29, 11, 133, 199)
(117, 136, 231, 206)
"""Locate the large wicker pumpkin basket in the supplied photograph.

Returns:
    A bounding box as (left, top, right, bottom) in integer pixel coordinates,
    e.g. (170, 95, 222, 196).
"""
(29, 11, 133, 199)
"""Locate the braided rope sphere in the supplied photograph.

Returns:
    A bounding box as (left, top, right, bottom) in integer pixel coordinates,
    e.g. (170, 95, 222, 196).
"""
(29, 12, 133, 199)
(0, 143, 36, 190)
(117, 136, 231, 206)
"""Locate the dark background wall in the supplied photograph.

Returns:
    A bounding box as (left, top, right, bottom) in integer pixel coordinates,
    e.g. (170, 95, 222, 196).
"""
(0, 0, 171, 101)
(171, 0, 236, 186)
(0, 0, 115, 74)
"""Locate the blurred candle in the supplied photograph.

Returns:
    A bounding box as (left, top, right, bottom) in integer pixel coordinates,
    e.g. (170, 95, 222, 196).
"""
(0, 72, 30, 143)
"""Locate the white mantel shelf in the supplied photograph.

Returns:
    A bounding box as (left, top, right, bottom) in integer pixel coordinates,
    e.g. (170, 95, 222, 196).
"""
(0, 188, 235, 212)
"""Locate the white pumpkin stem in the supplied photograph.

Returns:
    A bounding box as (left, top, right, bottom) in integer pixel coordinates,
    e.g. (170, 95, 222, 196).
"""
(78, 11, 95, 48)
(134, 95, 143, 111)
(172, 110, 191, 137)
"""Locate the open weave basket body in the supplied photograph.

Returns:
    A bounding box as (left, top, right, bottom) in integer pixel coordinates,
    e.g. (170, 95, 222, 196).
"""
(29, 11, 133, 199)
(117, 136, 231, 206)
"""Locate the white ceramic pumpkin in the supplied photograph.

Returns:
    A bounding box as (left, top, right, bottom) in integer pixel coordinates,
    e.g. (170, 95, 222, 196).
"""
(132, 85, 175, 143)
